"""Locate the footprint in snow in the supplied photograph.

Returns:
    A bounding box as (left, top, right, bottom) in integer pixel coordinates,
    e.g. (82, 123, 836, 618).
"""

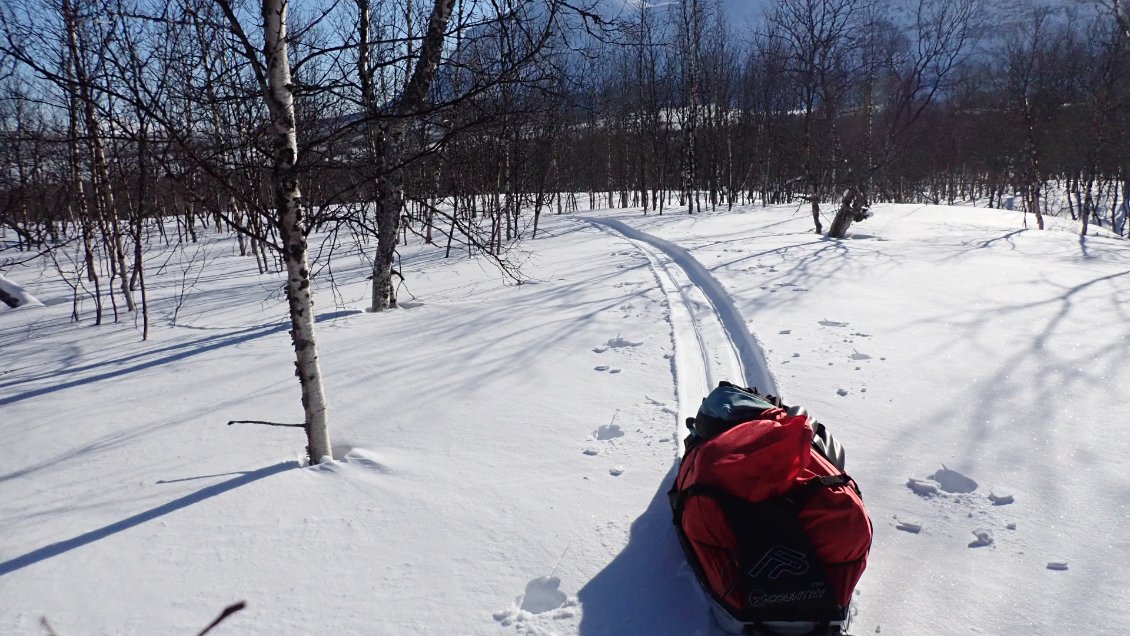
(594, 424, 625, 440)
(968, 529, 994, 548)
(929, 466, 979, 493)
(519, 576, 568, 614)
(907, 466, 979, 496)
(494, 580, 577, 628)
(850, 351, 871, 361)
(605, 336, 643, 348)
(819, 320, 849, 327)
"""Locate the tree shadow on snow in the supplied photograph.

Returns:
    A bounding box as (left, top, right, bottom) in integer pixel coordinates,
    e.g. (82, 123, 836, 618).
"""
(577, 463, 714, 636)
(0, 460, 296, 577)
(0, 310, 360, 406)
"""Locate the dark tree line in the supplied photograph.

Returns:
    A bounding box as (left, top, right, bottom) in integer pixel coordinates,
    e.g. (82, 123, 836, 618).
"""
(533, 0, 1127, 237)
(0, 0, 1126, 457)
(4, 0, 1125, 282)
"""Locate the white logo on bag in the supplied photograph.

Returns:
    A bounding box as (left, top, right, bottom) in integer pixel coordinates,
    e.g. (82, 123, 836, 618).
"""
(747, 587, 826, 607)
(748, 546, 809, 580)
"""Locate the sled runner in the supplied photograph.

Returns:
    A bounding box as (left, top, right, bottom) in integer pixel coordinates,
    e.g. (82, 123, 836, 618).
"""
(669, 382, 872, 635)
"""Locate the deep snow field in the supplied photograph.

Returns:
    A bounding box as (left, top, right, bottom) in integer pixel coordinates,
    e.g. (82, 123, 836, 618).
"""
(2, 202, 1128, 635)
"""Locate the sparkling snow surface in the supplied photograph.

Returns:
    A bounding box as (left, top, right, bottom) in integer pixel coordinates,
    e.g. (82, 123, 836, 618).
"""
(2, 203, 1127, 635)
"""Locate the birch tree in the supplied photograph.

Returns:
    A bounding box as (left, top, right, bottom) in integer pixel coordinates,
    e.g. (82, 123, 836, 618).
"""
(358, 0, 456, 311)
(259, 0, 331, 462)
(768, 0, 871, 233)
(359, 0, 564, 309)
(200, 0, 334, 462)
(827, 0, 983, 238)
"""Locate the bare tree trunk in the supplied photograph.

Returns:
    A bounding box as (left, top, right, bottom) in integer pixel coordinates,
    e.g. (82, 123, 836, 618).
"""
(62, 42, 103, 325)
(262, 0, 331, 463)
(827, 186, 870, 239)
(62, 0, 135, 314)
(132, 127, 151, 340)
(362, 0, 456, 311)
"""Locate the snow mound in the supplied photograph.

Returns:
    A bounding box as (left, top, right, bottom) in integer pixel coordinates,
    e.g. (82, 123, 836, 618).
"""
(0, 273, 43, 308)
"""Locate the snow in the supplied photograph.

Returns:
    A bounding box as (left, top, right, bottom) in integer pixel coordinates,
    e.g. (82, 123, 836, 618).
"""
(2, 202, 1128, 635)
(0, 272, 43, 308)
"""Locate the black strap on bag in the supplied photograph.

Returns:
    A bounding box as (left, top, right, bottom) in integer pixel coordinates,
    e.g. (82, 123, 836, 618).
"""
(684, 382, 848, 472)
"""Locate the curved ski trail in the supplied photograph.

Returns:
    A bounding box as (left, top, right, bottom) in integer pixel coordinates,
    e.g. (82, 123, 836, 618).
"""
(584, 217, 777, 448)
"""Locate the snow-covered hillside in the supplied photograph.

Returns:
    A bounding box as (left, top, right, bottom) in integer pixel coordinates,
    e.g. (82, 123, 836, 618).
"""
(2, 203, 1127, 635)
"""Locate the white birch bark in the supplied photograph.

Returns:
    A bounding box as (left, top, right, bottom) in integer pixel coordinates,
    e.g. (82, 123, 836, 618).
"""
(262, 0, 332, 462)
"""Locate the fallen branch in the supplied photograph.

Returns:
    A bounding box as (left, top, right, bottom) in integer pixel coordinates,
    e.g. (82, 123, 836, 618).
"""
(197, 601, 247, 636)
(227, 420, 304, 428)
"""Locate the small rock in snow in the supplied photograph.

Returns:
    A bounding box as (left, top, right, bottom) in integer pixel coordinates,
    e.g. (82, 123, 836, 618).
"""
(1046, 562, 1069, 571)
(837, 388, 849, 396)
(583, 448, 599, 456)
(610, 466, 625, 476)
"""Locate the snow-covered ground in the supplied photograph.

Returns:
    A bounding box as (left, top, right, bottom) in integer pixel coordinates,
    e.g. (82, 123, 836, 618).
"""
(2, 203, 1127, 635)
(0, 273, 42, 309)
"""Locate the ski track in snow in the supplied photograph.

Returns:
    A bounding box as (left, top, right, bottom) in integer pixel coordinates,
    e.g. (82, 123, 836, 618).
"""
(583, 216, 777, 449)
